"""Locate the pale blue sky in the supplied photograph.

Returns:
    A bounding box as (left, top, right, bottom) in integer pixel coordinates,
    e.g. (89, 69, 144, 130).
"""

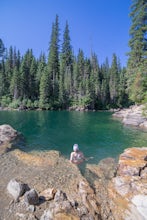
(0, 0, 131, 66)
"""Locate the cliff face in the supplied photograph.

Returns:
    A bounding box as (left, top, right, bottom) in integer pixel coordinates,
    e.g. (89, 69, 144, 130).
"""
(0, 124, 147, 220)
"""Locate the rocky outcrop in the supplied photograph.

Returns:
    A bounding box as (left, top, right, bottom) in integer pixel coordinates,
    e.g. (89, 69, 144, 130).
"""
(108, 147, 147, 220)
(0, 124, 21, 154)
(79, 148, 147, 220)
(113, 105, 147, 130)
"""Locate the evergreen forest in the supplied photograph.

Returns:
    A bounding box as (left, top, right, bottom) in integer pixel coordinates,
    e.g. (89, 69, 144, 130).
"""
(0, 0, 146, 111)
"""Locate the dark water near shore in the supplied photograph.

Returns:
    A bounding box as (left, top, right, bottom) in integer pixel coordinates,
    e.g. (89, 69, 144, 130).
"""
(0, 111, 147, 163)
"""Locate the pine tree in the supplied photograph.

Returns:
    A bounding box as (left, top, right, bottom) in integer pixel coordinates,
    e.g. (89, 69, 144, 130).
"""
(76, 49, 85, 103)
(109, 54, 120, 106)
(10, 67, 20, 99)
(100, 58, 110, 108)
(0, 39, 6, 98)
(0, 60, 6, 98)
(90, 53, 101, 109)
(19, 49, 35, 100)
(36, 53, 46, 99)
(59, 21, 73, 108)
(29, 57, 37, 100)
(117, 67, 129, 107)
(47, 15, 60, 107)
(0, 39, 6, 62)
(39, 66, 51, 109)
(9, 49, 21, 100)
(4, 46, 14, 95)
(127, 0, 147, 103)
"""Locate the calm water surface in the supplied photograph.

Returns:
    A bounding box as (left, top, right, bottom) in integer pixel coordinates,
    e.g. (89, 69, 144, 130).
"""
(0, 111, 147, 163)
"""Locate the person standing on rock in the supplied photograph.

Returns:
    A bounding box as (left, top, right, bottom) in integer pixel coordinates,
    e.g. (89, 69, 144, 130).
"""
(70, 144, 86, 165)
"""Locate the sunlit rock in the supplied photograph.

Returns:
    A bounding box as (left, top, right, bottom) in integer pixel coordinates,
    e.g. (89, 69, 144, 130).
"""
(0, 124, 18, 143)
(108, 147, 147, 220)
(12, 149, 60, 167)
(131, 195, 147, 220)
(39, 188, 57, 201)
(7, 179, 26, 201)
(0, 124, 20, 154)
(113, 105, 147, 129)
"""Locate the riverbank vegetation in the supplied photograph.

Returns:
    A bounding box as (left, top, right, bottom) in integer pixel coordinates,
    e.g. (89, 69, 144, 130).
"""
(0, 0, 146, 111)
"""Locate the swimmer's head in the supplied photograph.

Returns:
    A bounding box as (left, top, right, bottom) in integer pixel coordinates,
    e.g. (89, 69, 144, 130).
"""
(73, 144, 79, 152)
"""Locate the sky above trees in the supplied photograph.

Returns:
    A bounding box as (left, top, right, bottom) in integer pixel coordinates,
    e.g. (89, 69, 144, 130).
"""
(1, 0, 131, 66)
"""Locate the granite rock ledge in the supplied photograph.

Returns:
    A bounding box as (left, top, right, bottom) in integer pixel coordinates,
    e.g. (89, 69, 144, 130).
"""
(113, 105, 147, 130)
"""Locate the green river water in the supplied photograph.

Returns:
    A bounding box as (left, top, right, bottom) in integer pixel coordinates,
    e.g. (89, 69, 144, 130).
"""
(0, 110, 147, 164)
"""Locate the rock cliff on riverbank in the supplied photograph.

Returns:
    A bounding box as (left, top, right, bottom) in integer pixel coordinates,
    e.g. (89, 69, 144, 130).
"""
(0, 125, 147, 219)
(113, 105, 147, 130)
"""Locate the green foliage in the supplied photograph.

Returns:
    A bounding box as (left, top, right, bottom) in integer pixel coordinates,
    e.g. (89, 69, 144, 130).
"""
(8, 99, 21, 109)
(127, 0, 147, 103)
(0, 96, 11, 107)
(142, 101, 147, 117)
(0, 39, 5, 61)
(34, 100, 39, 108)
(26, 99, 32, 108)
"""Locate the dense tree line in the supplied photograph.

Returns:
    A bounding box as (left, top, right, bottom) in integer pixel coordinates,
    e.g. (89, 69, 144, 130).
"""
(0, 16, 129, 110)
(0, 0, 146, 110)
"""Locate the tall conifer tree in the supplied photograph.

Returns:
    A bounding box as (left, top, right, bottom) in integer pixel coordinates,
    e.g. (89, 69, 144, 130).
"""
(0, 39, 5, 61)
(109, 54, 119, 106)
(59, 21, 73, 108)
(127, 0, 147, 103)
(47, 15, 60, 106)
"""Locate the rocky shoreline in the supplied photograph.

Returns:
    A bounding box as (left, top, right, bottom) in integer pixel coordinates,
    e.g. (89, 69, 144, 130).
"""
(113, 105, 147, 130)
(0, 125, 147, 220)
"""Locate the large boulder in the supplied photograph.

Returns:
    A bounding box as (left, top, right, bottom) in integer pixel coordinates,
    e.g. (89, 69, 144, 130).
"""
(0, 124, 18, 144)
(7, 179, 26, 201)
(0, 124, 20, 154)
